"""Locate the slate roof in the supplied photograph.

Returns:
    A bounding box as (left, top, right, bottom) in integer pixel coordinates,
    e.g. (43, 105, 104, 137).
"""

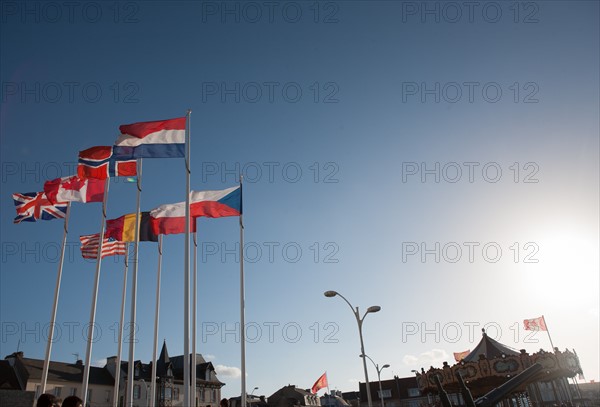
(4, 353, 114, 386)
(463, 330, 520, 362)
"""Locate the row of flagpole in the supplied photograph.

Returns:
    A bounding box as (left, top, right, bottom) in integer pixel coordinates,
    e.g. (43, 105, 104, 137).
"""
(29, 110, 248, 407)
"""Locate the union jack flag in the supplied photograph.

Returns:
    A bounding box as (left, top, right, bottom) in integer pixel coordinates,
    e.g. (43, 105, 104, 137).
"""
(13, 192, 68, 224)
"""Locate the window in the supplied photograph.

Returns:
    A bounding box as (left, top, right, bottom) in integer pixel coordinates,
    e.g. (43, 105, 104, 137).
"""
(164, 387, 172, 400)
(174, 387, 180, 401)
(54, 387, 62, 397)
(87, 389, 92, 402)
(105, 389, 111, 402)
(212, 389, 217, 402)
(378, 389, 392, 399)
(407, 388, 421, 397)
(35, 385, 41, 400)
(134, 384, 141, 399)
(135, 366, 140, 377)
(70, 387, 77, 396)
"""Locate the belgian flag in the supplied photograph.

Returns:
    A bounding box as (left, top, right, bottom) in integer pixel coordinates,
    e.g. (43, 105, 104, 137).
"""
(105, 211, 158, 242)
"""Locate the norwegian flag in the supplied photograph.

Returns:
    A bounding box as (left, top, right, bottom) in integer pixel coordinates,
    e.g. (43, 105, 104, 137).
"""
(79, 233, 127, 259)
(523, 316, 548, 331)
(13, 192, 68, 223)
(78, 146, 137, 180)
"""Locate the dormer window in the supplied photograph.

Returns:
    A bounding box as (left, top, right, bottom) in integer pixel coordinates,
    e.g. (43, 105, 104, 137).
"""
(167, 366, 173, 377)
(135, 366, 140, 377)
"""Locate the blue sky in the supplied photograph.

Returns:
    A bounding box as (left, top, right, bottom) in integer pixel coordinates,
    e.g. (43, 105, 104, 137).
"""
(1, 0, 598, 399)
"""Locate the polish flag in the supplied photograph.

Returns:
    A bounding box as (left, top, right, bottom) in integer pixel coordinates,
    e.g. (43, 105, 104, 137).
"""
(150, 186, 241, 235)
(44, 175, 105, 204)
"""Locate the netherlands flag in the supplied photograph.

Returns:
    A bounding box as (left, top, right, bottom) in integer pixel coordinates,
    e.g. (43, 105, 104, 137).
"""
(150, 186, 241, 235)
(113, 116, 186, 159)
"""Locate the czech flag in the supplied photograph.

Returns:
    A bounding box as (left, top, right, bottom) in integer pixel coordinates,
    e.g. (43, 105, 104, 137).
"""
(113, 117, 186, 159)
(150, 186, 241, 235)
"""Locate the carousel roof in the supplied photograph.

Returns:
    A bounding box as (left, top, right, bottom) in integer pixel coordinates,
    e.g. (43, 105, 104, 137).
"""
(463, 329, 520, 362)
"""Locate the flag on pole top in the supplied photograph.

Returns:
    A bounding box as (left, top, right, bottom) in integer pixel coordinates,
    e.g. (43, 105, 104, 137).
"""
(149, 186, 241, 235)
(113, 117, 186, 159)
(13, 192, 68, 223)
(523, 316, 548, 331)
(78, 146, 137, 179)
(44, 176, 105, 204)
(79, 233, 126, 259)
(311, 372, 328, 394)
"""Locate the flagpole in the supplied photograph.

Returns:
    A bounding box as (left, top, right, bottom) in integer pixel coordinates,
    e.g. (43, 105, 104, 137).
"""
(192, 229, 198, 403)
(239, 176, 247, 407)
(82, 178, 110, 407)
(184, 109, 192, 407)
(150, 235, 163, 407)
(40, 201, 71, 394)
(543, 315, 557, 352)
(127, 159, 143, 407)
(113, 243, 129, 407)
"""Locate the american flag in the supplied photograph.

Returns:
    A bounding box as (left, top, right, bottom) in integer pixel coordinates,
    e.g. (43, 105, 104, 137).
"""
(13, 192, 68, 224)
(79, 233, 127, 259)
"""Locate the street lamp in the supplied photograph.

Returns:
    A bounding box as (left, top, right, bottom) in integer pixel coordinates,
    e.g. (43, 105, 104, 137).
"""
(360, 354, 389, 407)
(250, 387, 259, 396)
(324, 290, 381, 407)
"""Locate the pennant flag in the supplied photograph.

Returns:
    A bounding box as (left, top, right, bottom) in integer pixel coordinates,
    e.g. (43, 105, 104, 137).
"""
(113, 117, 186, 159)
(453, 350, 471, 362)
(78, 146, 137, 179)
(13, 192, 68, 223)
(79, 233, 126, 259)
(44, 176, 105, 204)
(106, 212, 158, 242)
(311, 372, 328, 394)
(149, 186, 241, 235)
(523, 316, 548, 331)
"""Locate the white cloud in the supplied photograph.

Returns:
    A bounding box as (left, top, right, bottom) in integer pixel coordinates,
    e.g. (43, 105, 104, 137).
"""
(402, 349, 449, 367)
(215, 365, 241, 379)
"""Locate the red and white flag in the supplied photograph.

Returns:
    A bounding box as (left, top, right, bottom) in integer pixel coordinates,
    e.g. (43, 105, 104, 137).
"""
(311, 372, 328, 394)
(523, 316, 547, 331)
(79, 233, 126, 259)
(44, 175, 105, 204)
(149, 186, 241, 235)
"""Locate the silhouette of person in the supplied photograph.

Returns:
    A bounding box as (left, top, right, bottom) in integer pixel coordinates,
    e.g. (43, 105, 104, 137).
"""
(62, 395, 83, 407)
(36, 393, 62, 407)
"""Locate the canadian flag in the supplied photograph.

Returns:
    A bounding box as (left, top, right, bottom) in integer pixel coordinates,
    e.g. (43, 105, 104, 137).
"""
(523, 316, 548, 331)
(44, 175, 105, 204)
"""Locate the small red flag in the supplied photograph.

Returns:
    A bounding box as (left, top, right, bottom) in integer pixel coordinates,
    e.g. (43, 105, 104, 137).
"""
(311, 372, 328, 394)
(523, 316, 548, 331)
(453, 350, 471, 362)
